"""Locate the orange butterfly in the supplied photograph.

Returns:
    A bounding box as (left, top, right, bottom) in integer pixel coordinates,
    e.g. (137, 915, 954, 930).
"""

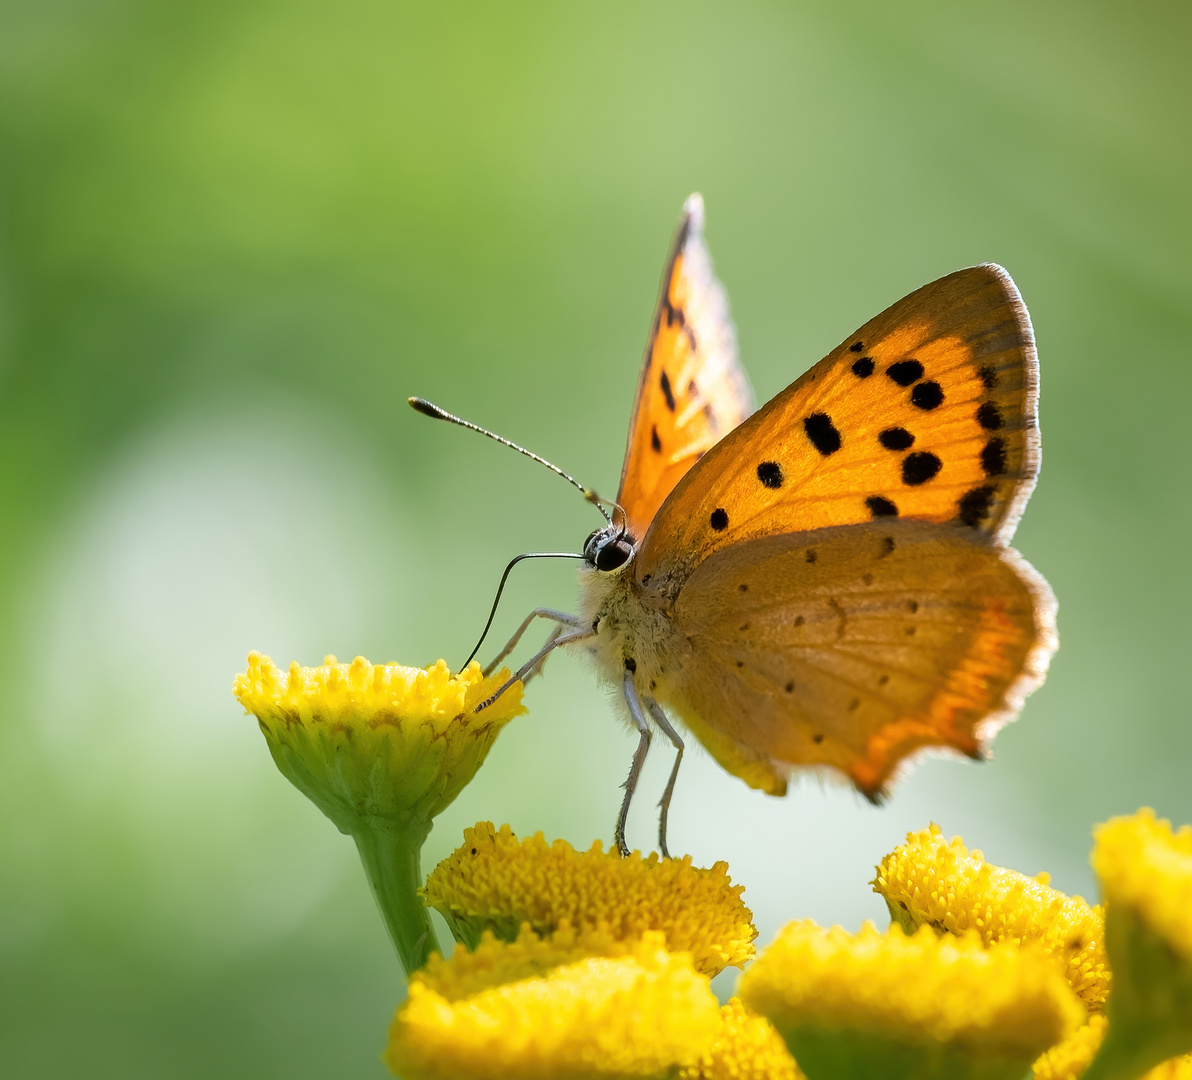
(423, 194, 1056, 857)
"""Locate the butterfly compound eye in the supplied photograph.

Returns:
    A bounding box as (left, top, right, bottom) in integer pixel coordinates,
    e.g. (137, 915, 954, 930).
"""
(595, 538, 632, 572)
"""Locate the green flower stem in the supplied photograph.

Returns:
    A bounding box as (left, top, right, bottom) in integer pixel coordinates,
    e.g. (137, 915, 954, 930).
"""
(353, 818, 440, 976)
(1079, 907, 1192, 1080)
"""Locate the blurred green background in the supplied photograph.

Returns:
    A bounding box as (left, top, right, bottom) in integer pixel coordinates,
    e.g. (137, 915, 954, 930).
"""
(1, 1, 1188, 1075)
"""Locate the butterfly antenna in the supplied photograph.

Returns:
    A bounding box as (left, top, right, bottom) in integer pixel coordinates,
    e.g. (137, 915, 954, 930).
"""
(459, 550, 584, 670)
(409, 397, 612, 524)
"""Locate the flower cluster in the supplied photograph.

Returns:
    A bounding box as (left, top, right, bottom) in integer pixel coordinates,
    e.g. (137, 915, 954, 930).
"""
(235, 656, 1192, 1079)
(422, 821, 756, 975)
(874, 822, 1109, 1009)
(871, 811, 1192, 1080)
(392, 828, 764, 1078)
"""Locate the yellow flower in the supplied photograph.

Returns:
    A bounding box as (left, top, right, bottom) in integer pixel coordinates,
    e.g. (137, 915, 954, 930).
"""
(233, 653, 524, 974)
(739, 921, 1083, 1080)
(233, 653, 523, 829)
(386, 927, 720, 1080)
(1033, 1016, 1192, 1080)
(677, 997, 803, 1080)
(1033, 1014, 1111, 1080)
(874, 822, 1109, 1009)
(423, 821, 756, 976)
(1080, 810, 1192, 1080)
(1093, 809, 1192, 963)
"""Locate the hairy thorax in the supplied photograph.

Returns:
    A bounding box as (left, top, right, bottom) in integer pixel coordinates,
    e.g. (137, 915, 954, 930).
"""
(573, 563, 689, 699)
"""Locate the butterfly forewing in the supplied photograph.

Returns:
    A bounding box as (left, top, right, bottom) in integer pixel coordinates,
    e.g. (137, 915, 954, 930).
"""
(661, 520, 1055, 797)
(636, 265, 1038, 584)
(616, 194, 753, 542)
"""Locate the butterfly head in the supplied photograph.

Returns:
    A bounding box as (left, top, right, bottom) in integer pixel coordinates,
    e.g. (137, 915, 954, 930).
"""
(583, 524, 635, 573)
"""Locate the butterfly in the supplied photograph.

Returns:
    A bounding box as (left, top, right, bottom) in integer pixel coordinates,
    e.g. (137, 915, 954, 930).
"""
(446, 193, 1056, 858)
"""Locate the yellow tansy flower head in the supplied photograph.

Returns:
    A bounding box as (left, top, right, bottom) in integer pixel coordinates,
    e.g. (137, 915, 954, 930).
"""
(874, 822, 1109, 1009)
(1082, 809, 1192, 1080)
(423, 822, 756, 976)
(386, 926, 720, 1080)
(233, 653, 523, 831)
(1093, 808, 1192, 963)
(739, 921, 1083, 1080)
(1033, 1015, 1192, 1080)
(1032, 1014, 1110, 1080)
(678, 997, 803, 1080)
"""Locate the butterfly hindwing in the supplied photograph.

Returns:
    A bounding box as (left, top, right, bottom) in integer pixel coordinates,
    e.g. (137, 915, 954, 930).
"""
(659, 520, 1055, 797)
(616, 194, 754, 542)
(636, 265, 1038, 584)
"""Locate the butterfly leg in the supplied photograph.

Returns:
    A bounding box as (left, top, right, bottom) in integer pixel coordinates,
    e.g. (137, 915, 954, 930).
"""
(615, 674, 653, 857)
(518, 623, 563, 686)
(474, 626, 593, 713)
(483, 608, 586, 677)
(645, 699, 684, 860)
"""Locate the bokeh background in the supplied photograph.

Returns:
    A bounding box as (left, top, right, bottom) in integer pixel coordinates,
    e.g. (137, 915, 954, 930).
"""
(1, 1, 1188, 1076)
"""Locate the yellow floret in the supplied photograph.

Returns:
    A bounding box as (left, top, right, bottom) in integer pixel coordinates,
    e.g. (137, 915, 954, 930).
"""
(739, 921, 1082, 1060)
(233, 653, 523, 828)
(1093, 809, 1192, 962)
(424, 822, 756, 976)
(874, 822, 1109, 1009)
(1032, 1014, 1109, 1080)
(1034, 1017, 1192, 1080)
(386, 927, 720, 1080)
(678, 997, 803, 1080)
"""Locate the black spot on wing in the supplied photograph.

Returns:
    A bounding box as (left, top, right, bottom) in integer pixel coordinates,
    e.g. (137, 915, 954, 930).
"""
(886, 360, 923, 386)
(879, 427, 914, 451)
(851, 357, 875, 378)
(977, 365, 998, 390)
(650, 425, 662, 453)
(803, 413, 842, 455)
(664, 301, 698, 350)
(911, 381, 944, 410)
(866, 495, 898, 518)
(981, 437, 1007, 477)
(660, 370, 676, 411)
(977, 402, 1003, 430)
(958, 485, 996, 527)
(757, 461, 783, 488)
(901, 451, 942, 486)
(710, 508, 729, 531)
(849, 341, 864, 352)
